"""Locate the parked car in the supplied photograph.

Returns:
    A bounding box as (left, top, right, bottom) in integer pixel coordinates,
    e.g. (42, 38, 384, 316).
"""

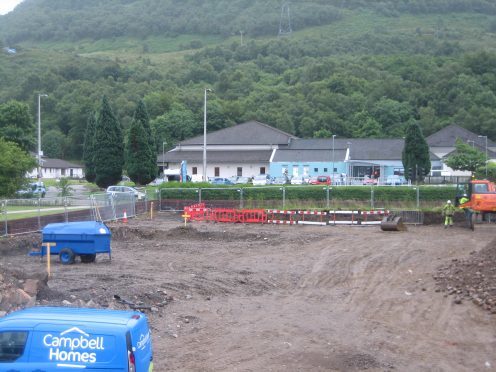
(148, 177, 166, 186)
(234, 176, 252, 184)
(272, 176, 288, 185)
(362, 176, 378, 186)
(385, 175, 407, 185)
(309, 175, 331, 185)
(210, 177, 234, 185)
(252, 174, 272, 186)
(106, 185, 146, 199)
(16, 182, 46, 198)
(290, 176, 306, 185)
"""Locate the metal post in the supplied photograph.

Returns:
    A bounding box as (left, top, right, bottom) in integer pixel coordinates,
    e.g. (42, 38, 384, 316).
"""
(2, 201, 7, 236)
(203, 88, 212, 182)
(416, 187, 420, 209)
(332, 134, 336, 181)
(37, 94, 48, 180)
(281, 187, 286, 209)
(37, 198, 41, 231)
(198, 188, 202, 203)
(371, 188, 374, 210)
(239, 188, 244, 209)
(64, 197, 68, 223)
(325, 187, 330, 209)
(162, 141, 166, 174)
(478, 135, 488, 177)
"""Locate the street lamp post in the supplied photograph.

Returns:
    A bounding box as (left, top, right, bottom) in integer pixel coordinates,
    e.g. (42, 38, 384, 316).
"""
(331, 135, 336, 181)
(478, 135, 488, 177)
(37, 94, 48, 180)
(162, 140, 167, 175)
(203, 88, 212, 182)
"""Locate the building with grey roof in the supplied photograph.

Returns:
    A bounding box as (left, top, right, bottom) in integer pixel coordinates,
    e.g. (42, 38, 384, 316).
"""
(160, 121, 296, 180)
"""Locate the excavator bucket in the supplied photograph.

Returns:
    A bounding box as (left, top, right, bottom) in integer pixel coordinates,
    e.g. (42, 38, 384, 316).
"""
(380, 215, 407, 231)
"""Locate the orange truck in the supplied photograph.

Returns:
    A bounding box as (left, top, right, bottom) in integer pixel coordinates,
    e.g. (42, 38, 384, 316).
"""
(455, 179, 496, 223)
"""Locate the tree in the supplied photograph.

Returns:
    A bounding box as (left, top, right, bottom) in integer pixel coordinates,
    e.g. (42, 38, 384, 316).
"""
(126, 101, 156, 185)
(402, 120, 431, 183)
(93, 97, 124, 188)
(56, 178, 74, 197)
(0, 138, 36, 197)
(444, 139, 486, 175)
(42, 129, 66, 158)
(83, 112, 97, 183)
(0, 100, 35, 152)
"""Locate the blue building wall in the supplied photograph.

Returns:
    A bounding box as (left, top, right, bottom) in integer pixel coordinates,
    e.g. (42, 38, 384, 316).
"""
(270, 162, 347, 177)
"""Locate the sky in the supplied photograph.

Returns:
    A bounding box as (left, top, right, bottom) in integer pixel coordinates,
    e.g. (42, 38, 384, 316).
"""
(0, 0, 23, 15)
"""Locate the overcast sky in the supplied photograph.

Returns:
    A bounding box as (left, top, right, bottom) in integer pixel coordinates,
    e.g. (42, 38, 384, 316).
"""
(0, 0, 23, 15)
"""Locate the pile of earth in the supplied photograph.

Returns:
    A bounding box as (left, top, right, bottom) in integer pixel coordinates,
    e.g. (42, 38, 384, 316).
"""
(434, 237, 496, 314)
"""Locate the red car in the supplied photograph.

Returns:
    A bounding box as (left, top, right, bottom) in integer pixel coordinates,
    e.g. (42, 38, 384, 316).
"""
(309, 175, 332, 185)
(362, 176, 378, 185)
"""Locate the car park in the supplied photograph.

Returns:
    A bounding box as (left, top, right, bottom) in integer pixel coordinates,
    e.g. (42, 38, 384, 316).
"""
(106, 185, 146, 200)
(309, 175, 331, 185)
(385, 175, 407, 185)
(210, 177, 234, 185)
(252, 174, 272, 186)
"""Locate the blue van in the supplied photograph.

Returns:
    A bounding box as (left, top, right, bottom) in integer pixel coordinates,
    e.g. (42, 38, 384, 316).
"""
(0, 307, 153, 371)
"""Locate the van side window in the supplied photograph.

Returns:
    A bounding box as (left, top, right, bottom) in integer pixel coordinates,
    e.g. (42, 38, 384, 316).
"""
(0, 331, 28, 362)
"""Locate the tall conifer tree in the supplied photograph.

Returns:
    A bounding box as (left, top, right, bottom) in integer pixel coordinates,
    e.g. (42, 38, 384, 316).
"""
(402, 120, 431, 183)
(83, 112, 97, 183)
(126, 100, 156, 185)
(94, 96, 123, 188)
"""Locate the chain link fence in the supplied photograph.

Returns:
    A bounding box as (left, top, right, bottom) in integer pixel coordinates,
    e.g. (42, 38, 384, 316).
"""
(158, 185, 452, 213)
(1, 192, 152, 236)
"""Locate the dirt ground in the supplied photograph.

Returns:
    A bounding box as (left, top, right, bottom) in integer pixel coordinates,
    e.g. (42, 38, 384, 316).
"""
(1, 214, 495, 371)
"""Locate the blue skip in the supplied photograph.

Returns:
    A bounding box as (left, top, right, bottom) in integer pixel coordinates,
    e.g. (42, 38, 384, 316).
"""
(30, 221, 112, 264)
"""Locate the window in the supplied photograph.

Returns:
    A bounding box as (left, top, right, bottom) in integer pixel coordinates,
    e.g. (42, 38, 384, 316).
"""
(323, 168, 328, 172)
(260, 167, 266, 175)
(0, 331, 28, 362)
(192, 167, 197, 175)
(214, 167, 220, 177)
(314, 168, 318, 172)
(237, 167, 242, 177)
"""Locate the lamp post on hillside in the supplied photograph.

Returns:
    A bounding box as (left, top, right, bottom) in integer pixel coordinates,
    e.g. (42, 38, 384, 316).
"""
(37, 93, 48, 180)
(478, 135, 488, 177)
(203, 88, 212, 182)
(332, 134, 336, 180)
(162, 140, 167, 175)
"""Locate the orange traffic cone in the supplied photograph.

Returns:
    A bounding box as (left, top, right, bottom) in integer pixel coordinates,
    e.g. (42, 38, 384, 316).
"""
(123, 209, 128, 223)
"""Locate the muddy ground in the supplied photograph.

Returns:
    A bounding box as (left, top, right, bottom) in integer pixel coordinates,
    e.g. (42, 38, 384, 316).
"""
(0, 214, 495, 371)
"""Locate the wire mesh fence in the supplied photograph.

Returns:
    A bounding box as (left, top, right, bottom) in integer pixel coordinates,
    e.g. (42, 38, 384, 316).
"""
(1, 192, 151, 236)
(158, 185, 452, 212)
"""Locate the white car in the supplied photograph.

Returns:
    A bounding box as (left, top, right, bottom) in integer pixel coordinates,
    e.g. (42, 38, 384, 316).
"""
(106, 185, 146, 200)
(252, 174, 271, 186)
(290, 176, 305, 185)
(148, 177, 166, 186)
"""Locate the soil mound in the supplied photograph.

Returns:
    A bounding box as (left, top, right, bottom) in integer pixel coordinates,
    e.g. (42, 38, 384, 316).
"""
(434, 237, 496, 313)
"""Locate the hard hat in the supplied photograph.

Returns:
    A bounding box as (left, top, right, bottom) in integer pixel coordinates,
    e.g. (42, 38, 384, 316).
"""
(447, 200, 451, 204)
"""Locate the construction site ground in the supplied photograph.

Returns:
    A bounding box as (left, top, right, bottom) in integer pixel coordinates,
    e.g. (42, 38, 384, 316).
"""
(0, 213, 495, 371)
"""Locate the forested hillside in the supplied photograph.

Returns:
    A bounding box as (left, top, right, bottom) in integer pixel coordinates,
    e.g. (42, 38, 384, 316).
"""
(0, 0, 495, 161)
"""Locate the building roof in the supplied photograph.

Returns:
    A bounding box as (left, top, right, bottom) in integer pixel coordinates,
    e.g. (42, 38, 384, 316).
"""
(41, 158, 83, 169)
(281, 138, 439, 161)
(179, 121, 297, 146)
(426, 124, 495, 148)
(162, 150, 274, 163)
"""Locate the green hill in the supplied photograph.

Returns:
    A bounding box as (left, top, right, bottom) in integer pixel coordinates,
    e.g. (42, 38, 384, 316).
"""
(0, 0, 495, 161)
